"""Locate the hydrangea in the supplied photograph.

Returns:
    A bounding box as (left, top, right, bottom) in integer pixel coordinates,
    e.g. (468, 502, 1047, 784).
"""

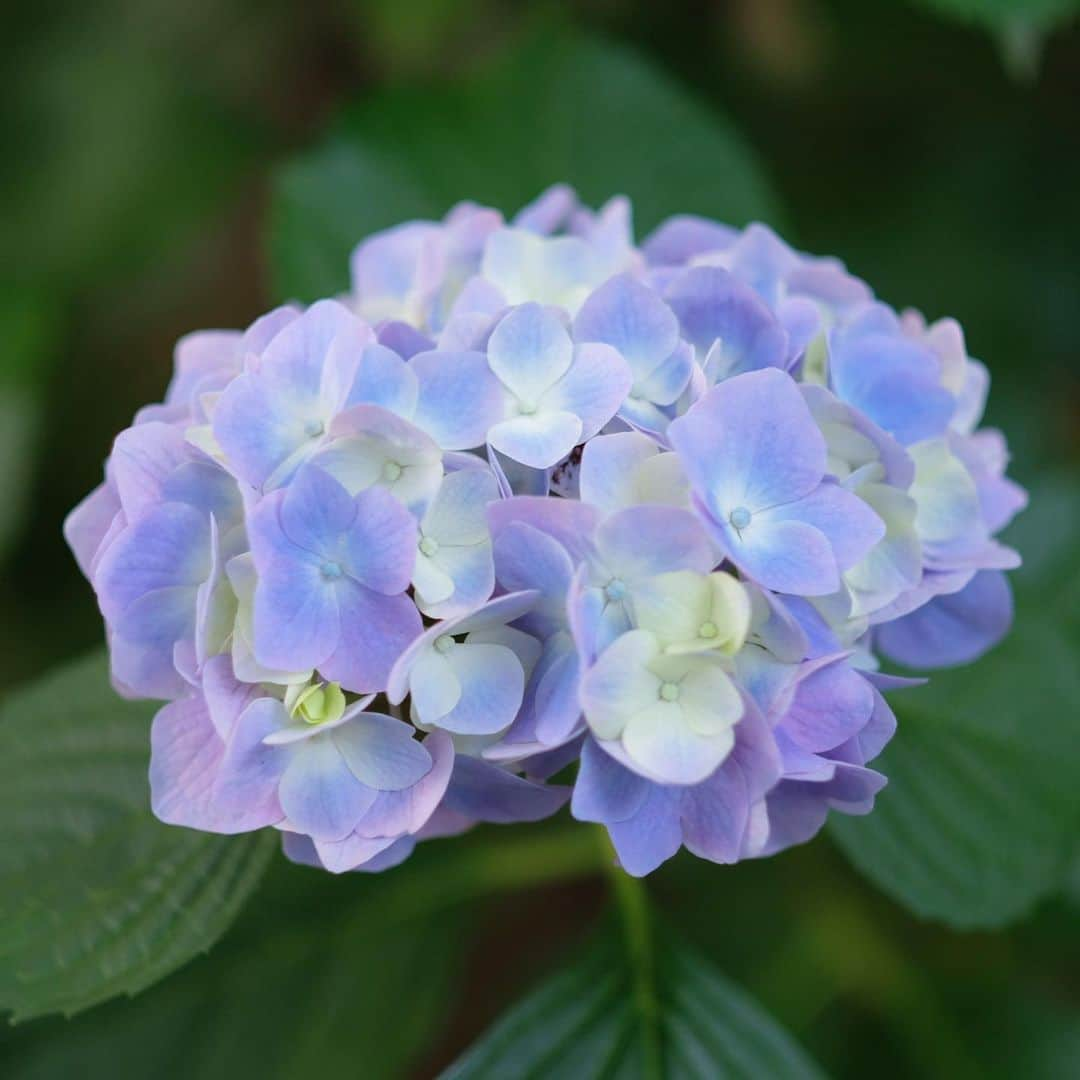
(66, 185, 1026, 877)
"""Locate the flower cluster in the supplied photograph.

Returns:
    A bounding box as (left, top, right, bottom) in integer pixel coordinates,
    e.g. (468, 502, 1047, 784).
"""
(66, 185, 1026, 876)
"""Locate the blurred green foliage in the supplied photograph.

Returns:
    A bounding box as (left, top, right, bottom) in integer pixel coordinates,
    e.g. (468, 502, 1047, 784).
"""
(270, 32, 780, 302)
(1, 1, 1078, 1077)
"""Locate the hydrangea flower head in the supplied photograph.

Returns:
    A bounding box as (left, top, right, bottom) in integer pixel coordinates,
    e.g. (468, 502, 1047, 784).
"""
(67, 184, 1025, 876)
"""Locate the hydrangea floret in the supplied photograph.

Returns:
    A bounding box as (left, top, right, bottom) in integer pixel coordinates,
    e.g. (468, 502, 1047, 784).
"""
(67, 185, 1025, 876)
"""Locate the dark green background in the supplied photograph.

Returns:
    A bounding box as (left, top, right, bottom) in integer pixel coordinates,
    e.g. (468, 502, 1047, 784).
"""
(2, 1, 1078, 1076)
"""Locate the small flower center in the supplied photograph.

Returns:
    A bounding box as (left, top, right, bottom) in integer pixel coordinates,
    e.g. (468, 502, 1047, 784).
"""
(516, 401, 538, 416)
(434, 634, 456, 654)
(728, 505, 752, 531)
(604, 577, 627, 602)
(381, 460, 403, 483)
(304, 419, 325, 438)
(699, 620, 718, 639)
(290, 681, 346, 726)
(418, 535, 439, 557)
(659, 681, 681, 702)
(320, 560, 343, 581)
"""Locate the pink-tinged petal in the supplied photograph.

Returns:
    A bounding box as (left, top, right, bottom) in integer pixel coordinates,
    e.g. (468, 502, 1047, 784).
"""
(278, 737, 378, 842)
(208, 697, 290, 829)
(64, 482, 121, 580)
(150, 696, 231, 830)
(202, 653, 262, 740)
(410, 350, 508, 449)
(668, 368, 826, 514)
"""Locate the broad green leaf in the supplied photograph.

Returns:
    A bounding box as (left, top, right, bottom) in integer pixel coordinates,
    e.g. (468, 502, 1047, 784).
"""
(0, 650, 275, 1021)
(441, 905, 824, 1078)
(269, 31, 780, 302)
(1, 863, 464, 1080)
(1, 827, 604, 1079)
(831, 479, 1080, 927)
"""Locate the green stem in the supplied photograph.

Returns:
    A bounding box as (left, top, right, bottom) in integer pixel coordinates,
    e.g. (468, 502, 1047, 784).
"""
(348, 823, 606, 929)
(597, 828, 665, 1080)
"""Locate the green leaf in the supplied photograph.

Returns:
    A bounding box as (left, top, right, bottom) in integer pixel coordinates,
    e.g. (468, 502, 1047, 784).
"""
(1, 863, 465, 1079)
(442, 878, 824, 1079)
(1, 827, 604, 1079)
(269, 31, 780, 303)
(0, 650, 275, 1021)
(831, 481, 1080, 927)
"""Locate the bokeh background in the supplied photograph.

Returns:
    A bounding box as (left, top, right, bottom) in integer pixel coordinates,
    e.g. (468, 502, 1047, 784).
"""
(2, 1, 1078, 1077)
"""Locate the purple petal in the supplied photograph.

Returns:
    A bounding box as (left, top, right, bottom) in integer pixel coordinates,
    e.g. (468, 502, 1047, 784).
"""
(411, 350, 508, 450)
(876, 569, 1013, 669)
(664, 266, 788, 379)
(543, 343, 632, 440)
(571, 735, 650, 823)
(207, 696, 289, 830)
(669, 368, 826, 516)
(320, 585, 421, 693)
(573, 273, 679, 377)
(440, 756, 569, 824)
(332, 711, 432, 791)
(278, 736, 378, 842)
